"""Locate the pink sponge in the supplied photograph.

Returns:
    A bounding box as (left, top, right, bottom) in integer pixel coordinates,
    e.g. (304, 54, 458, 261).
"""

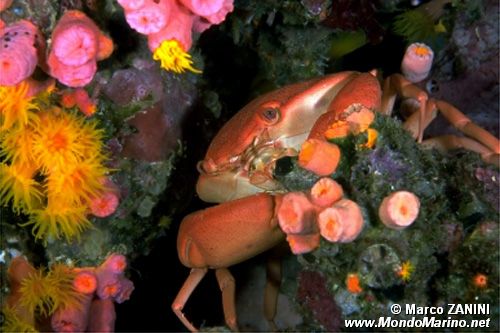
(48, 10, 113, 87)
(0, 20, 45, 86)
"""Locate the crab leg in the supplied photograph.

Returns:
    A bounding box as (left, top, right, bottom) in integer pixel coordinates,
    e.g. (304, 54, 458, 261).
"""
(381, 73, 429, 142)
(172, 268, 208, 332)
(402, 98, 438, 139)
(434, 100, 500, 155)
(422, 135, 499, 165)
(382, 74, 500, 163)
(263, 245, 285, 331)
(215, 268, 238, 331)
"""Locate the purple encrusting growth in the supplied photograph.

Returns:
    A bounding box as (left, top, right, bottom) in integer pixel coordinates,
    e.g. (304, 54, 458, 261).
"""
(367, 147, 408, 182)
(475, 167, 500, 212)
(297, 270, 342, 331)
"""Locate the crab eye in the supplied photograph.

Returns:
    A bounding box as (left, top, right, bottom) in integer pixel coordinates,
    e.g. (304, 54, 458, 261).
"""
(260, 107, 280, 124)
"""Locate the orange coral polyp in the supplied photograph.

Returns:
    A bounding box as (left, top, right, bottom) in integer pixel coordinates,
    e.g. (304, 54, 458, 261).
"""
(74, 271, 97, 294)
(318, 199, 364, 243)
(346, 273, 363, 294)
(473, 273, 488, 288)
(102, 253, 128, 274)
(362, 128, 378, 149)
(378, 191, 420, 230)
(310, 177, 343, 207)
(298, 139, 341, 176)
(344, 106, 375, 134)
(324, 120, 350, 140)
(277, 192, 316, 235)
(286, 233, 321, 255)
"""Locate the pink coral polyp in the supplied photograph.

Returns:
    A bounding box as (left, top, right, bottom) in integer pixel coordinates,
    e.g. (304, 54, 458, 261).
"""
(203, 0, 234, 24)
(53, 24, 97, 66)
(125, 1, 170, 34)
(0, 20, 41, 86)
(179, 0, 224, 16)
(126, 6, 168, 35)
(0, 44, 37, 86)
(48, 53, 96, 87)
(117, 0, 145, 11)
(147, 2, 193, 51)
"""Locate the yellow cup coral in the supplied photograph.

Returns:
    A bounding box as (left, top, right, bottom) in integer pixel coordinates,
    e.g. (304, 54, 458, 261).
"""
(0, 80, 39, 130)
(0, 79, 111, 242)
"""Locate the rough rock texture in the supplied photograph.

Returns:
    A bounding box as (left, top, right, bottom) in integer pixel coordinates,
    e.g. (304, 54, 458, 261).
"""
(424, 0, 499, 139)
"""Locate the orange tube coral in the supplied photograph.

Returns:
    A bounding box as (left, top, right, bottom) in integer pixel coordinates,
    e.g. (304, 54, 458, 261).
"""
(88, 298, 116, 332)
(378, 190, 420, 229)
(318, 199, 364, 243)
(51, 292, 93, 332)
(101, 253, 127, 274)
(286, 233, 321, 255)
(298, 139, 341, 176)
(277, 192, 317, 235)
(6, 257, 36, 328)
(73, 270, 97, 294)
(310, 177, 343, 207)
(346, 273, 363, 294)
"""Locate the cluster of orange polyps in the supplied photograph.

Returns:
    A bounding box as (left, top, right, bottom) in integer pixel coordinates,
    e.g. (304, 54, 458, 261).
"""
(298, 105, 378, 177)
(277, 177, 364, 254)
(2, 254, 133, 332)
(281, 103, 421, 254)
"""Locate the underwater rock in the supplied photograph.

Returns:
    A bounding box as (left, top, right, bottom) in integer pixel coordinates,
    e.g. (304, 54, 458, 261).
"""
(358, 244, 401, 289)
(121, 103, 179, 162)
(321, 0, 384, 43)
(425, 0, 499, 138)
(103, 66, 163, 106)
(103, 68, 163, 106)
(120, 70, 197, 161)
(334, 288, 360, 316)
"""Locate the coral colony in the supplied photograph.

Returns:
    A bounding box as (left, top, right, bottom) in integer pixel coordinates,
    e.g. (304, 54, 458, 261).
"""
(1, 0, 499, 332)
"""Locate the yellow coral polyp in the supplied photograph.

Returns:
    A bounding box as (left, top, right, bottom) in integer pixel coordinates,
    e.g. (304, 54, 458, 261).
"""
(1, 125, 38, 166)
(19, 269, 54, 316)
(153, 39, 202, 74)
(361, 128, 378, 149)
(0, 306, 37, 333)
(0, 81, 39, 130)
(47, 158, 107, 206)
(18, 264, 81, 318)
(397, 260, 414, 282)
(1, 84, 110, 243)
(0, 163, 43, 213)
(33, 111, 104, 173)
(45, 264, 82, 311)
(23, 201, 92, 242)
